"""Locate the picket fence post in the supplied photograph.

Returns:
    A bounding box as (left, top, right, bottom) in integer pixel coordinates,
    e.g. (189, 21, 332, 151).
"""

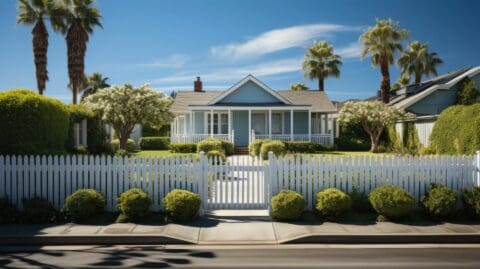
(476, 151, 480, 187)
(198, 151, 207, 215)
(267, 151, 275, 213)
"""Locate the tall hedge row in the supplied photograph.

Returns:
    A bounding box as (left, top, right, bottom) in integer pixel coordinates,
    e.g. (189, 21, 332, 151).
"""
(429, 104, 480, 154)
(0, 90, 70, 154)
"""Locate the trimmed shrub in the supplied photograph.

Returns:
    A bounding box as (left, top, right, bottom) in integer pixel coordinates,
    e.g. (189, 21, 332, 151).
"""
(0, 89, 70, 154)
(349, 188, 373, 213)
(111, 139, 136, 152)
(260, 140, 285, 160)
(139, 136, 170, 150)
(197, 138, 224, 153)
(316, 188, 351, 220)
(249, 139, 271, 157)
(117, 188, 152, 222)
(170, 143, 197, 153)
(430, 104, 480, 155)
(221, 140, 234, 156)
(206, 150, 226, 164)
(64, 189, 105, 222)
(0, 197, 16, 224)
(462, 187, 480, 219)
(368, 186, 414, 220)
(22, 197, 57, 224)
(115, 149, 131, 157)
(284, 141, 316, 153)
(334, 136, 370, 151)
(271, 190, 306, 221)
(421, 183, 457, 219)
(163, 189, 201, 223)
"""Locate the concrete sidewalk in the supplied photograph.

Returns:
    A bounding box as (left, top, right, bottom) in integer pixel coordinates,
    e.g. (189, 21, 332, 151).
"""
(1, 217, 480, 245)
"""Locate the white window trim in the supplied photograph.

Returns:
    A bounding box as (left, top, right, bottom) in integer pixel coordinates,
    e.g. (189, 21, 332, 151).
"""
(272, 112, 284, 134)
(205, 111, 229, 135)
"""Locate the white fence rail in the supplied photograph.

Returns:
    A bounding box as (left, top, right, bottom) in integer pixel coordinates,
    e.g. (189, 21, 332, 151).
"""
(1, 153, 479, 212)
(253, 133, 334, 145)
(171, 133, 234, 144)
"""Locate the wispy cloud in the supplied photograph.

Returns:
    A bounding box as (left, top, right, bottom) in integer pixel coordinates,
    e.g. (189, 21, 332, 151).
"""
(148, 57, 303, 85)
(137, 54, 189, 69)
(210, 23, 361, 60)
(336, 42, 362, 59)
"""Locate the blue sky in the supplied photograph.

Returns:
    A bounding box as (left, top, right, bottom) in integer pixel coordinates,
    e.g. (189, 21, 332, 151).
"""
(1, 0, 479, 102)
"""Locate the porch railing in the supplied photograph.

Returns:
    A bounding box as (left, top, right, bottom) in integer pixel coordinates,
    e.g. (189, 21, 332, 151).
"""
(252, 133, 334, 146)
(171, 131, 235, 145)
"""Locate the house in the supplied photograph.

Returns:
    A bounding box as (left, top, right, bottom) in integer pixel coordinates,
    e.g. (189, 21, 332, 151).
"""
(169, 75, 338, 149)
(389, 66, 480, 146)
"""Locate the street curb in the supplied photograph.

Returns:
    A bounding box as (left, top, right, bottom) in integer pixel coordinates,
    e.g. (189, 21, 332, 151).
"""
(0, 235, 194, 245)
(280, 233, 480, 244)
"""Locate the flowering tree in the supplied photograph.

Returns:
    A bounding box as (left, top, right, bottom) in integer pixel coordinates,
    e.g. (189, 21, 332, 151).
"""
(338, 101, 407, 152)
(84, 84, 173, 150)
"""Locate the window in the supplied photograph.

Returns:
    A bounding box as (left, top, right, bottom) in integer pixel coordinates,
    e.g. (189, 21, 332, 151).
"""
(252, 113, 266, 134)
(206, 112, 228, 134)
(272, 112, 283, 134)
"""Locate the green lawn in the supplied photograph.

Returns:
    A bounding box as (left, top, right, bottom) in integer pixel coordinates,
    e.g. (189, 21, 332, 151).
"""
(134, 150, 382, 157)
(133, 150, 197, 157)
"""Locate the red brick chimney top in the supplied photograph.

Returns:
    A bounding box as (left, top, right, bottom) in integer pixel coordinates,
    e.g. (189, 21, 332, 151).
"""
(194, 76, 203, 92)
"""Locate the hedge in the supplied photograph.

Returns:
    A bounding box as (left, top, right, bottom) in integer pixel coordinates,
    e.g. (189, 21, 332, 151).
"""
(0, 89, 70, 154)
(284, 141, 317, 153)
(249, 139, 271, 157)
(197, 138, 224, 153)
(139, 137, 170, 150)
(170, 143, 197, 153)
(260, 140, 286, 160)
(429, 103, 480, 154)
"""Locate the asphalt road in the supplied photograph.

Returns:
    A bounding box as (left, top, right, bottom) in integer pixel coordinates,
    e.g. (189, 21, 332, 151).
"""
(0, 244, 479, 268)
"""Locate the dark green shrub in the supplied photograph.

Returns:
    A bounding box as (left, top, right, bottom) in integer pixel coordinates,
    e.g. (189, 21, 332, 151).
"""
(220, 140, 234, 156)
(462, 187, 480, 219)
(115, 149, 131, 157)
(430, 104, 480, 154)
(197, 138, 224, 153)
(249, 139, 271, 157)
(271, 190, 306, 221)
(284, 141, 316, 153)
(421, 183, 457, 219)
(111, 139, 136, 152)
(206, 150, 226, 164)
(170, 143, 197, 153)
(0, 197, 16, 224)
(117, 188, 152, 222)
(139, 136, 170, 150)
(260, 140, 285, 160)
(142, 123, 170, 137)
(349, 188, 373, 213)
(0, 89, 70, 154)
(456, 77, 478, 105)
(22, 197, 57, 224)
(368, 186, 414, 220)
(70, 146, 88, 155)
(64, 189, 105, 222)
(316, 188, 351, 220)
(334, 136, 370, 151)
(163, 189, 201, 223)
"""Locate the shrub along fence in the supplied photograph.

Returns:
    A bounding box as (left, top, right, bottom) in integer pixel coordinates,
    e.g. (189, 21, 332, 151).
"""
(0, 153, 479, 211)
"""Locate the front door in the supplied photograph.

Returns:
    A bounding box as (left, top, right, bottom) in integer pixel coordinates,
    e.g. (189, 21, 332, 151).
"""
(232, 110, 248, 146)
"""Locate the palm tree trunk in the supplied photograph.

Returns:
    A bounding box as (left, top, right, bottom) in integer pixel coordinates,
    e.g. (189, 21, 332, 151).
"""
(415, 73, 421, 85)
(32, 17, 49, 95)
(66, 19, 88, 104)
(380, 59, 391, 103)
(318, 78, 324, 91)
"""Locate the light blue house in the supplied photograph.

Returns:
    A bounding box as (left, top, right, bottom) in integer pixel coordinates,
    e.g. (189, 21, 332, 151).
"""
(170, 75, 337, 149)
(390, 66, 480, 146)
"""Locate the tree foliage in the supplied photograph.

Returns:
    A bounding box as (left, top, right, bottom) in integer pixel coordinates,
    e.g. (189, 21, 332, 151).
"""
(456, 77, 479, 105)
(398, 41, 443, 84)
(290, 83, 308, 91)
(302, 41, 342, 91)
(84, 84, 173, 150)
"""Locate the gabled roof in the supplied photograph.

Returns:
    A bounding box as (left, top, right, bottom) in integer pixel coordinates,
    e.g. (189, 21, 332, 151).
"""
(207, 74, 292, 105)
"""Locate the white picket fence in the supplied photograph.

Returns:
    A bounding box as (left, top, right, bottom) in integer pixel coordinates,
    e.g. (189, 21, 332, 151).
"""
(1, 152, 479, 212)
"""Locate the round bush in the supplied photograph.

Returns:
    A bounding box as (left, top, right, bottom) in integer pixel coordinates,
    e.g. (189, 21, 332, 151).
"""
(260, 140, 285, 160)
(368, 186, 414, 220)
(197, 138, 224, 153)
(206, 150, 226, 164)
(316, 188, 351, 220)
(0, 197, 16, 224)
(163, 189, 201, 223)
(462, 187, 480, 219)
(64, 189, 105, 222)
(249, 139, 271, 157)
(117, 188, 152, 222)
(271, 190, 306, 221)
(139, 137, 170, 150)
(0, 89, 70, 154)
(429, 104, 480, 154)
(421, 183, 457, 219)
(22, 197, 57, 224)
(111, 138, 136, 152)
(221, 140, 234, 156)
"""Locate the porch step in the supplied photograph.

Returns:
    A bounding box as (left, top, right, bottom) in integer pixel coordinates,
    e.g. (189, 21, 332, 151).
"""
(234, 147, 249, 155)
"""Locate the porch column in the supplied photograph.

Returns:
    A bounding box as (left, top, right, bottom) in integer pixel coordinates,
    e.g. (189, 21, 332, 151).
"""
(183, 115, 187, 135)
(228, 109, 231, 140)
(290, 109, 293, 141)
(268, 109, 272, 139)
(324, 113, 328, 134)
(189, 111, 193, 135)
(210, 109, 214, 137)
(308, 109, 311, 142)
(248, 109, 252, 143)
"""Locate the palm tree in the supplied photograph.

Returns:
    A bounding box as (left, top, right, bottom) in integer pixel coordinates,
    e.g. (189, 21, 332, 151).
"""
(398, 41, 443, 85)
(360, 19, 408, 103)
(290, 83, 308, 91)
(64, 0, 102, 104)
(302, 41, 342, 91)
(391, 74, 411, 91)
(80, 72, 110, 101)
(17, 0, 66, 95)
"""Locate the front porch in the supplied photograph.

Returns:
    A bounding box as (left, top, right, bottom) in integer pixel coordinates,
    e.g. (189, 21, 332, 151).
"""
(171, 107, 335, 146)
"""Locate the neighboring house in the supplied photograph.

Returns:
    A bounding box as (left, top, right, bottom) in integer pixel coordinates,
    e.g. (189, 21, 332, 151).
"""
(170, 75, 338, 148)
(389, 66, 480, 146)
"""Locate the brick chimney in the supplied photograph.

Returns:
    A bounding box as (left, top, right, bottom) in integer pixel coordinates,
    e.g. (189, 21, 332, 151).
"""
(194, 76, 203, 92)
